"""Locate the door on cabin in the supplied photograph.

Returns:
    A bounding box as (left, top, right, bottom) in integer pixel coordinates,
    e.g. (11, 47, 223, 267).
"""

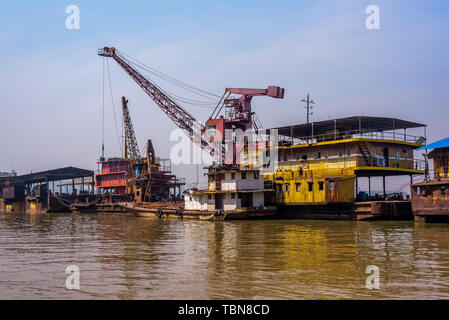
(215, 174, 222, 191)
(215, 194, 224, 210)
(241, 193, 253, 208)
(383, 148, 389, 167)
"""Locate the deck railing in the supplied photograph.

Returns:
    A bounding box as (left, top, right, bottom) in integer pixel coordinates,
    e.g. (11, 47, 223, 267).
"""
(278, 156, 426, 171)
(175, 178, 186, 184)
(95, 167, 128, 175)
(279, 129, 426, 146)
(206, 180, 264, 192)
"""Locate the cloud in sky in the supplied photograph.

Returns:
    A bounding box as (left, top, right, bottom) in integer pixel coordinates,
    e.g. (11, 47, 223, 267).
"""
(0, 0, 448, 190)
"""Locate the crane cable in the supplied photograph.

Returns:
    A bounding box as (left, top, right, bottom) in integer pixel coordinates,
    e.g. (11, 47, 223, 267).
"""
(126, 60, 218, 107)
(117, 50, 221, 99)
(106, 58, 124, 155)
(117, 50, 221, 108)
(125, 61, 217, 109)
(102, 57, 105, 158)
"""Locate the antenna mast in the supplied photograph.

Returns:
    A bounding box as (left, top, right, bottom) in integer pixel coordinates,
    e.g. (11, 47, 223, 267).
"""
(301, 93, 315, 124)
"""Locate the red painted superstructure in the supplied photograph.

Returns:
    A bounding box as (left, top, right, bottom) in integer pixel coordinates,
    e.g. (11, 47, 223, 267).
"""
(95, 158, 130, 195)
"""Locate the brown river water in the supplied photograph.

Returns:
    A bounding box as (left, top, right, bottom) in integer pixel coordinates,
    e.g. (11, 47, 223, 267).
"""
(0, 212, 448, 299)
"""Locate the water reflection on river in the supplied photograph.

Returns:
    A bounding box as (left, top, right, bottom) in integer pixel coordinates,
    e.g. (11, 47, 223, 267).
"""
(0, 212, 448, 299)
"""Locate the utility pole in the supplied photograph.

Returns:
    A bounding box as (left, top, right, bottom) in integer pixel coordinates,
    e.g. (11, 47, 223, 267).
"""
(301, 93, 315, 124)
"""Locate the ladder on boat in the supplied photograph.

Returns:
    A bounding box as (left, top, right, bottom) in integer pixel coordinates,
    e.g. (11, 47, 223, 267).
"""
(358, 141, 372, 166)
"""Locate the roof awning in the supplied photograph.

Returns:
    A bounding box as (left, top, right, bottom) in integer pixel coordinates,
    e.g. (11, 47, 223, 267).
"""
(417, 137, 449, 150)
(271, 116, 425, 138)
(0, 166, 94, 186)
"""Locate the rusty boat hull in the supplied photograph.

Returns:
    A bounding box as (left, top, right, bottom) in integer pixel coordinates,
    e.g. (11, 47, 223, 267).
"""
(411, 179, 449, 222)
(122, 203, 277, 220)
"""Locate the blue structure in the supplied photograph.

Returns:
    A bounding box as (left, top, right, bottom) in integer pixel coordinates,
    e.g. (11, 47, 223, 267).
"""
(418, 137, 449, 150)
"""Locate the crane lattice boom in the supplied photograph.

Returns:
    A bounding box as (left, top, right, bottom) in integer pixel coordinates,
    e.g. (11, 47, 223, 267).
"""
(121, 96, 141, 160)
(98, 47, 219, 160)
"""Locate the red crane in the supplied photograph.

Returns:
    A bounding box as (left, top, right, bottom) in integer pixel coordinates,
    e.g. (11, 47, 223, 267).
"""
(206, 87, 284, 164)
(98, 47, 284, 165)
(211, 87, 284, 130)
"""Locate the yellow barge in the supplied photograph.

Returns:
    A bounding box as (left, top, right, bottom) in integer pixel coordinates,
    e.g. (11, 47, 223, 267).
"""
(258, 116, 426, 220)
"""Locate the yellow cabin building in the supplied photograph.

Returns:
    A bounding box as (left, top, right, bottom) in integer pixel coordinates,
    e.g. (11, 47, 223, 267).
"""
(243, 116, 427, 219)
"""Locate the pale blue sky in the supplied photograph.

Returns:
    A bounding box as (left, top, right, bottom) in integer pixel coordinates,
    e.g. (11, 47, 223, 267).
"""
(0, 0, 448, 189)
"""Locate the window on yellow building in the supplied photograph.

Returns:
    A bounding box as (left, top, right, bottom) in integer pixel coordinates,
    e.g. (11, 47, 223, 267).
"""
(295, 183, 301, 192)
(308, 182, 313, 192)
(285, 184, 289, 192)
(318, 181, 324, 191)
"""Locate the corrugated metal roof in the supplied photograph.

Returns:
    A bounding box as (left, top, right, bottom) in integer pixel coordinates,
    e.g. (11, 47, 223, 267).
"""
(417, 137, 449, 150)
(271, 116, 425, 138)
(0, 166, 94, 186)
